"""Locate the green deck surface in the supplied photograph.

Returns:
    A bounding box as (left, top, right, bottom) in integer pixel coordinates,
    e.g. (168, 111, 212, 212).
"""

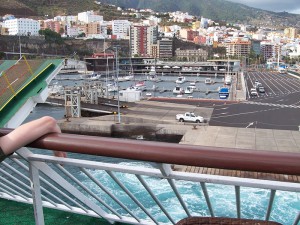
(0, 198, 115, 225)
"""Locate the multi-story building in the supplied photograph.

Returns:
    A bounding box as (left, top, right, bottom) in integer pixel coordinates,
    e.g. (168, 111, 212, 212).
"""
(85, 22, 100, 37)
(112, 20, 131, 39)
(175, 48, 208, 62)
(78, 11, 103, 24)
(41, 20, 61, 34)
(130, 24, 158, 57)
(66, 25, 80, 37)
(157, 38, 173, 59)
(260, 41, 276, 60)
(224, 39, 251, 57)
(4, 18, 40, 36)
(284, 27, 298, 39)
(251, 40, 261, 56)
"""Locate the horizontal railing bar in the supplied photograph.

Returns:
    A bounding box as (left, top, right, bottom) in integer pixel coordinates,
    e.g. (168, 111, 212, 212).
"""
(1, 129, 300, 176)
(26, 154, 300, 192)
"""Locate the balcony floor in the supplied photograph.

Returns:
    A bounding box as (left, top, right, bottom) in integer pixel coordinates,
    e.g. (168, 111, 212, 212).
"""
(0, 198, 114, 225)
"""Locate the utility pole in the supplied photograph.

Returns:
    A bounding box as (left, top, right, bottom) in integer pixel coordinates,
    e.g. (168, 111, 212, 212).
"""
(114, 46, 121, 124)
(19, 35, 22, 59)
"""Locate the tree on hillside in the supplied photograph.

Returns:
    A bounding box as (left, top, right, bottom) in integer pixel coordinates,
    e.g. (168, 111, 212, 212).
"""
(39, 29, 63, 44)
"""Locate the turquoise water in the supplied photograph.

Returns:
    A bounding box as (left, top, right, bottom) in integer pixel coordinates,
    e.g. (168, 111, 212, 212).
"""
(82, 161, 300, 225)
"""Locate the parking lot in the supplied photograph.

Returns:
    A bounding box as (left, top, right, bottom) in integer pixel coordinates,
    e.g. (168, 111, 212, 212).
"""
(245, 71, 300, 101)
(208, 71, 300, 130)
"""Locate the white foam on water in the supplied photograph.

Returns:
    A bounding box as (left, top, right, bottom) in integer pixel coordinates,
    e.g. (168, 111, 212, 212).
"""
(82, 165, 299, 225)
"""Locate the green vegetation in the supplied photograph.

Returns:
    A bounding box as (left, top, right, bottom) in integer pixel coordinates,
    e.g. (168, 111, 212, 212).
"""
(0, 52, 6, 60)
(39, 29, 64, 44)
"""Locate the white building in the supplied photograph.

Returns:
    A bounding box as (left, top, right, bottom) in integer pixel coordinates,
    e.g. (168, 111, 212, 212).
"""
(66, 25, 80, 37)
(112, 20, 131, 39)
(54, 15, 78, 26)
(4, 18, 40, 36)
(78, 11, 103, 23)
(119, 89, 141, 102)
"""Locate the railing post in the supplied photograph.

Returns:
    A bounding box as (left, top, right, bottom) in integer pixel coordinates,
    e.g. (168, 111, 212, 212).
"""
(200, 182, 214, 217)
(235, 186, 241, 219)
(265, 190, 276, 221)
(292, 212, 300, 225)
(29, 161, 45, 225)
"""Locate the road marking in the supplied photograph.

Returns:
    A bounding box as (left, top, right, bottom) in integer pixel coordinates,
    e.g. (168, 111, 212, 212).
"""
(243, 101, 300, 109)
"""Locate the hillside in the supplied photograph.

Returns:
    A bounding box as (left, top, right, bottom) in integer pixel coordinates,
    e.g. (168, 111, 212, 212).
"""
(0, 0, 133, 21)
(0, 0, 299, 27)
(99, 0, 300, 27)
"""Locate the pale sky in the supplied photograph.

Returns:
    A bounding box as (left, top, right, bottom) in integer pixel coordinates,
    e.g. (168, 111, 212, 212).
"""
(227, 0, 300, 14)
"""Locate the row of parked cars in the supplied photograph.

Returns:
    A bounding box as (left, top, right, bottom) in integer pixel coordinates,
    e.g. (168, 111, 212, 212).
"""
(250, 80, 265, 96)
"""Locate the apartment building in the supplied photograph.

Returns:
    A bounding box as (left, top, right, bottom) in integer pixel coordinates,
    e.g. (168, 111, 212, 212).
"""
(158, 38, 173, 59)
(4, 18, 40, 36)
(41, 20, 61, 33)
(224, 39, 251, 57)
(112, 20, 131, 39)
(130, 24, 158, 57)
(78, 11, 103, 23)
(284, 27, 298, 39)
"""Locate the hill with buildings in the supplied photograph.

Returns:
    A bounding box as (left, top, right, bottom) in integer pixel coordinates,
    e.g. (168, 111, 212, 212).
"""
(0, 0, 132, 21)
(98, 0, 300, 27)
(1, 0, 299, 28)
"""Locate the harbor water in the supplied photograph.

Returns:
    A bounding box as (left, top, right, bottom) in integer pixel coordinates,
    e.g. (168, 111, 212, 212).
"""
(53, 73, 226, 99)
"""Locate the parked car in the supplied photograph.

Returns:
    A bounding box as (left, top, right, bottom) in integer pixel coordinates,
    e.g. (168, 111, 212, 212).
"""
(258, 86, 265, 93)
(250, 88, 258, 96)
(255, 82, 263, 89)
(176, 112, 204, 123)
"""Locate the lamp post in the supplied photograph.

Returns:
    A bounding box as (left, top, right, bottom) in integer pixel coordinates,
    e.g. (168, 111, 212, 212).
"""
(114, 46, 121, 124)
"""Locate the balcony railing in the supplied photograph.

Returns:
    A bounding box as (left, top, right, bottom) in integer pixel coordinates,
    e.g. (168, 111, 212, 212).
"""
(0, 129, 299, 225)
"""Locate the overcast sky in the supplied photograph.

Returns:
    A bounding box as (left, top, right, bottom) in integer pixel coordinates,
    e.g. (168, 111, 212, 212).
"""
(227, 0, 300, 14)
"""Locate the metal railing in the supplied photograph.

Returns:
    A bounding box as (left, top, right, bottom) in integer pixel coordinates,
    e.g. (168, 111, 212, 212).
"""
(0, 129, 299, 225)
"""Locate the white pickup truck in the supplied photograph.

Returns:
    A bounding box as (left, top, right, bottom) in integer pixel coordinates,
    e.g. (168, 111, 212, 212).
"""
(176, 112, 204, 123)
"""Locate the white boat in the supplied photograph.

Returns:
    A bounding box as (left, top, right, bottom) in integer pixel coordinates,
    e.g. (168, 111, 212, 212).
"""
(225, 76, 232, 85)
(107, 83, 118, 92)
(147, 74, 159, 81)
(117, 74, 134, 82)
(205, 78, 212, 84)
(145, 92, 152, 97)
(134, 81, 146, 90)
(173, 86, 184, 94)
(48, 83, 64, 95)
(175, 76, 186, 84)
(81, 72, 101, 80)
(127, 81, 146, 91)
(149, 66, 156, 76)
(184, 86, 194, 94)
